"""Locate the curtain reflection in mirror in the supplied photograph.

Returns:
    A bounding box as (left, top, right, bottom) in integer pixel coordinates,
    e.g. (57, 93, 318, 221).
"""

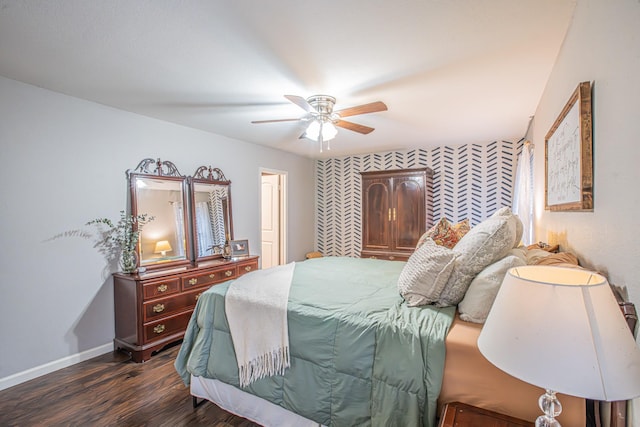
(195, 202, 216, 255)
(194, 186, 229, 257)
(172, 201, 186, 257)
(209, 187, 227, 249)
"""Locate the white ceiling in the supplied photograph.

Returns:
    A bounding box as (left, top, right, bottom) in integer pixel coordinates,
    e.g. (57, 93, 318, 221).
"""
(0, 0, 575, 159)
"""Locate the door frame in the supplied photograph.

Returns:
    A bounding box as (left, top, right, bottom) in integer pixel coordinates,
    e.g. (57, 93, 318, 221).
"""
(259, 168, 287, 266)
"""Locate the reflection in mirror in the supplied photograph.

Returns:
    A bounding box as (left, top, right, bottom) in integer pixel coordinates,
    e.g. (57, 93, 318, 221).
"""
(129, 159, 191, 270)
(134, 177, 188, 265)
(191, 166, 233, 263)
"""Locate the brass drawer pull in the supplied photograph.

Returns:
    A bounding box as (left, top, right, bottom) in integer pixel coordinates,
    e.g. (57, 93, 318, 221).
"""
(189, 278, 198, 285)
(244, 266, 252, 272)
(157, 284, 168, 293)
(195, 293, 202, 301)
(209, 273, 216, 279)
(153, 324, 166, 334)
(225, 270, 233, 277)
(152, 303, 165, 313)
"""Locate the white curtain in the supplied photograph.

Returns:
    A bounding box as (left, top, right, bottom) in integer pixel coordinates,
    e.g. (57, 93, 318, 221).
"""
(512, 142, 534, 245)
(195, 202, 215, 256)
(172, 201, 186, 257)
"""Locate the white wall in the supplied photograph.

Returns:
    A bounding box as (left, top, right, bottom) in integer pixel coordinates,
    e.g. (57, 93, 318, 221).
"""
(529, 0, 640, 421)
(0, 75, 315, 387)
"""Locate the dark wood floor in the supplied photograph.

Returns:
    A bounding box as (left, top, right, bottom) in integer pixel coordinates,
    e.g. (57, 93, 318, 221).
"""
(0, 343, 261, 426)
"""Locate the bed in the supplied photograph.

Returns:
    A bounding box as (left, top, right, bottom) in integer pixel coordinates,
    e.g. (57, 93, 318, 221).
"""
(176, 257, 455, 426)
(174, 209, 589, 426)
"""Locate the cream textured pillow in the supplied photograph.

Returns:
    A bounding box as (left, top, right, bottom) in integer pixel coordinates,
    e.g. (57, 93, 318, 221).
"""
(492, 206, 523, 248)
(436, 214, 517, 307)
(397, 238, 456, 307)
(526, 248, 552, 265)
(458, 255, 526, 323)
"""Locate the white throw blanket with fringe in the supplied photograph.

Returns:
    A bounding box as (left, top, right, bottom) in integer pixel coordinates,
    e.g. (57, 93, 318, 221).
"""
(225, 262, 295, 388)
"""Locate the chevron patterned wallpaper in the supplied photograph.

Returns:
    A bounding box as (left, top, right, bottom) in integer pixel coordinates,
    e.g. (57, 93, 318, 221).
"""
(315, 140, 524, 257)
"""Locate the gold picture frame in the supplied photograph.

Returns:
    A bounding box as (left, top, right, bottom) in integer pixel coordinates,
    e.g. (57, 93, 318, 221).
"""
(545, 81, 593, 211)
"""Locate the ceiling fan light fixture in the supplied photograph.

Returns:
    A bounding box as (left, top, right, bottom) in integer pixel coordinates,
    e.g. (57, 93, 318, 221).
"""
(305, 119, 337, 142)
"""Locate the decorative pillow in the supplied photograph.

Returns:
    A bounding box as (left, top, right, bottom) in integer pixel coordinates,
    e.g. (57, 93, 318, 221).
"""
(509, 247, 528, 264)
(436, 214, 517, 307)
(416, 217, 471, 249)
(535, 252, 579, 266)
(398, 238, 456, 307)
(526, 248, 552, 265)
(491, 206, 524, 248)
(458, 254, 526, 323)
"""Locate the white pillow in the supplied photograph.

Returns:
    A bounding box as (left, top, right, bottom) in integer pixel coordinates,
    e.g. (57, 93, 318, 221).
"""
(491, 206, 524, 248)
(526, 248, 552, 265)
(397, 238, 456, 307)
(436, 214, 516, 307)
(458, 255, 526, 323)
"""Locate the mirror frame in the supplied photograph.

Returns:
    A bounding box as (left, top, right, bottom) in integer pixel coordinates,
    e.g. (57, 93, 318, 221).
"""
(189, 165, 234, 264)
(128, 158, 192, 271)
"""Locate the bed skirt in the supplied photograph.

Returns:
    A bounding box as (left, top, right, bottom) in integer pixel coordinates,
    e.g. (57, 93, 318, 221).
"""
(190, 375, 323, 427)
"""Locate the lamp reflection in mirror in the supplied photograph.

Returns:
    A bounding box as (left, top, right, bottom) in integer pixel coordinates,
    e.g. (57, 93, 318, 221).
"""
(478, 266, 640, 427)
(153, 240, 172, 257)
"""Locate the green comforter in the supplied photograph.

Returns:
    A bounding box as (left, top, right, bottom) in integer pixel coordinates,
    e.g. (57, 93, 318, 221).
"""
(175, 257, 455, 427)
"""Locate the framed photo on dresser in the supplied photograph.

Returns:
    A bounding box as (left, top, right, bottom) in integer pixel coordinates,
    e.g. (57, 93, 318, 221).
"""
(230, 239, 250, 258)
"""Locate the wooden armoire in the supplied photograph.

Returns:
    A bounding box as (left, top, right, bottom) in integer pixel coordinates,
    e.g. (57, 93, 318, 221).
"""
(360, 168, 433, 261)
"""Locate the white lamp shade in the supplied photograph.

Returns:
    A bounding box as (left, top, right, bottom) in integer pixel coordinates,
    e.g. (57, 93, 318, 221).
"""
(478, 265, 640, 401)
(154, 240, 172, 254)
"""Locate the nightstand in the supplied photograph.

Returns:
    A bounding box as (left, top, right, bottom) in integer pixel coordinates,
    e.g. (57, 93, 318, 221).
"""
(439, 402, 534, 427)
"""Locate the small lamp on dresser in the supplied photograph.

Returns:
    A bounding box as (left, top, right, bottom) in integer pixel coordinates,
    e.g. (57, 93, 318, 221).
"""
(478, 266, 640, 427)
(154, 240, 173, 257)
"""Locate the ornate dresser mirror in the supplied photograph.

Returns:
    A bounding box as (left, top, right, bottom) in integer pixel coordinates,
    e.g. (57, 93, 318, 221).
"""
(190, 166, 234, 263)
(128, 158, 191, 270)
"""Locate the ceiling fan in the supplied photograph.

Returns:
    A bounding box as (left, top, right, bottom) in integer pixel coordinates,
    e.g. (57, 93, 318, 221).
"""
(252, 95, 388, 152)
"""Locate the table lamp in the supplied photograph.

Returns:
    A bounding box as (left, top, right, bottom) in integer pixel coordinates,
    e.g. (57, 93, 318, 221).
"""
(154, 240, 173, 257)
(478, 266, 640, 427)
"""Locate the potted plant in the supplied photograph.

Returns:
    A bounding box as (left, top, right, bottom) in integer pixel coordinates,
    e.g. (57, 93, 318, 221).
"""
(87, 211, 154, 273)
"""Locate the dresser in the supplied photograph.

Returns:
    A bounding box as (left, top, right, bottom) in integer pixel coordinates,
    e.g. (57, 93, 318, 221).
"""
(360, 168, 433, 261)
(113, 256, 259, 362)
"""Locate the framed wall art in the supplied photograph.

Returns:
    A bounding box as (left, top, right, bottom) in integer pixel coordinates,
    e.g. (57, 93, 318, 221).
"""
(545, 81, 593, 211)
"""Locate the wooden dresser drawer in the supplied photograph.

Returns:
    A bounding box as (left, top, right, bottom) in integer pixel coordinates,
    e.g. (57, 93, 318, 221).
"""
(142, 289, 204, 322)
(182, 265, 237, 290)
(237, 259, 259, 276)
(143, 311, 193, 343)
(142, 278, 181, 300)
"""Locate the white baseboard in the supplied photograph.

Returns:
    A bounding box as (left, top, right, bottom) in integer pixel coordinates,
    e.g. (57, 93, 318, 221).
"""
(0, 343, 113, 391)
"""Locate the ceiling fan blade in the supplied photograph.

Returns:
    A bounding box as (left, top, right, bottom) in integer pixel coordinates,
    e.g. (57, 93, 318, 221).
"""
(335, 101, 387, 118)
(251, 118, 302, 124)
(335, 120, 375, 135)
(284, 95, 316, 113)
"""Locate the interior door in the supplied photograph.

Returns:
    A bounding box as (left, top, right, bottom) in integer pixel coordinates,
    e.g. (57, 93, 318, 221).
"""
(261, 173, 280, 269)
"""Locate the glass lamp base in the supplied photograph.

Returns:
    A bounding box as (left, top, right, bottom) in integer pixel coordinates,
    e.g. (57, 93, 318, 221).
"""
(535, 389, 562, 427)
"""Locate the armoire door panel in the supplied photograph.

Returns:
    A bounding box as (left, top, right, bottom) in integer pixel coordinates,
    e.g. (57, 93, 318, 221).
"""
(362, 180, 391, 249)
(393, 178, 426, 250)
(360, 168, 433, 259)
